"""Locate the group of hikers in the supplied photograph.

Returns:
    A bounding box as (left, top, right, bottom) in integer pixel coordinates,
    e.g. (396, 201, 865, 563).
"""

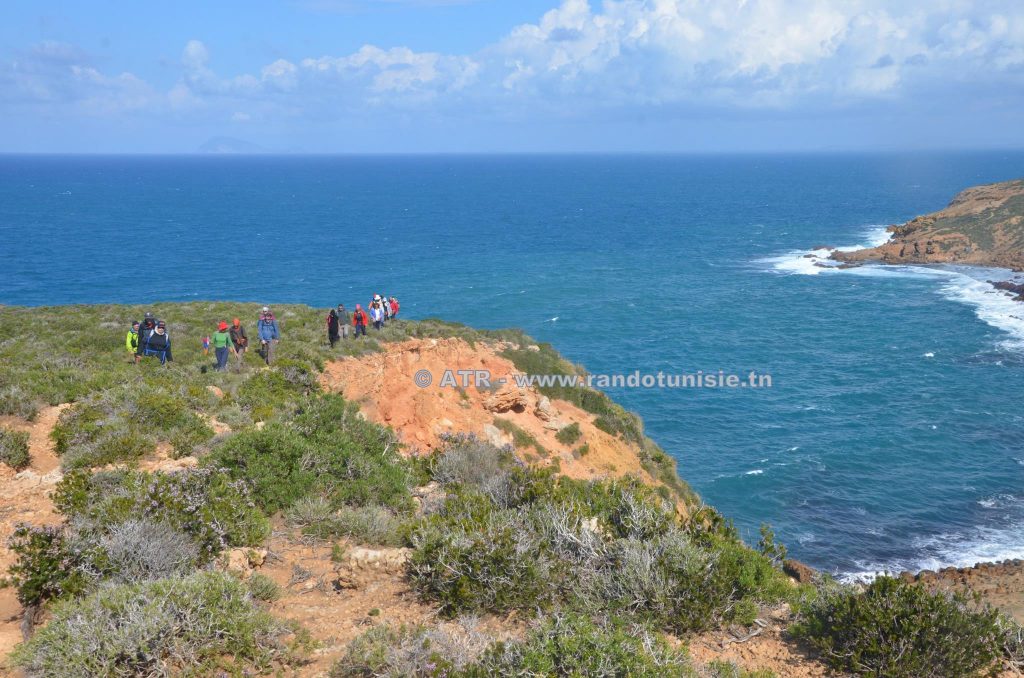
(123, 294, 400, 371)
(326, 294, 400, 346)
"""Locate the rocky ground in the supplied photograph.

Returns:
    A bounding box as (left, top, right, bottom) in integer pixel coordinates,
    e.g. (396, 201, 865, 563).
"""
(830, 178, 1024, 271)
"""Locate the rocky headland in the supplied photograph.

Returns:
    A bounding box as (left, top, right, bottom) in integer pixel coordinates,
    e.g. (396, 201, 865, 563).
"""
(829, 178, 1024, 272)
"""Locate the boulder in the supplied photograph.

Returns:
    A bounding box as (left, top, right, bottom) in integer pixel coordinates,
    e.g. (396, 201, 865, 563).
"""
(535, 396, 554, 421)
(484, 385, 529, 413)
(782, 559, 817, 584)
(482, 423, 509, 448)
(221, 547, 267, 579)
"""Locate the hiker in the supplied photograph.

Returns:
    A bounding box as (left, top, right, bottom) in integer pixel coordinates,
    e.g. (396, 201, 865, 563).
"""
(135, 312, 157, 364)
(369, 301, 384, 330)
(389, 297, 399, 319)
(257, 306, 280, 365)
(229, 318, 248, 361)
(211, 322, 235, 372)
(381, 295, 392, 321)
(125, 321, 140, 362)
(140, 320, 172, 365)
(327, 307, 341, 347)
(201, 335, 210, 356)
(336, 304, 350, 341)
(352, 304, 368, 337)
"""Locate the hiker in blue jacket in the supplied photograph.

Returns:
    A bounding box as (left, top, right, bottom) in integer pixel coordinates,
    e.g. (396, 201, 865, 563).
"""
(256, 306, 280, 365)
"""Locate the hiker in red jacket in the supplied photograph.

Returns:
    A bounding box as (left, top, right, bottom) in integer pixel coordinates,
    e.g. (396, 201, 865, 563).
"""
(389, 296, 400, 318)
(352, 304, 368, 338)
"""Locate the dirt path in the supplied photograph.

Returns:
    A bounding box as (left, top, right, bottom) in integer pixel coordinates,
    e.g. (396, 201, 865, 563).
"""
(0, 405, 68, 661)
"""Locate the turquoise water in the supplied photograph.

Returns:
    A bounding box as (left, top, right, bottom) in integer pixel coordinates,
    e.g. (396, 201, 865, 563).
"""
(3, 152, 1024, 577)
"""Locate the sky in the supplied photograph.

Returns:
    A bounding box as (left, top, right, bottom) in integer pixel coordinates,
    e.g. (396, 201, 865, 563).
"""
(1, 0, 1023, 153)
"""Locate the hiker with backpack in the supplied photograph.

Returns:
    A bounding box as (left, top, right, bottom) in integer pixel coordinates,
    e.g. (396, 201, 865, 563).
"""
(257, 306, 280, 365)
(140, 320, 172, 365)
(336, 304, 350, 341)
(352, 304, 368, 337)
(327, 307, 341, 347)
(134, 312, 157, 364)
(125, 321, 140, 362)
(211, 322, 235, 372)
(229, 318, 248, 363)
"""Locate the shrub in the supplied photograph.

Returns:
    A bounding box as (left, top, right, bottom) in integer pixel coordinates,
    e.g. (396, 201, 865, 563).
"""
(208, 395, 413, 513)
(205, 425, 317, 513)
(248, 573, 282, 602)
(287, 498, 407, 545)
(54, 468, 269, 559)
(791, 575, 1003, 677)
(555, 422, 581, 445)
(408, 496, 554, 616)
(0, 427, 31, 470)
(0, 385, 39, 420)
(51, 384, 213, 470)
(2, 524, 89, 609)
(11, 571, 295, 677)
(95, 518, 201, 583)
(331, 621, 491, 677)
(472, 613, 693, 677)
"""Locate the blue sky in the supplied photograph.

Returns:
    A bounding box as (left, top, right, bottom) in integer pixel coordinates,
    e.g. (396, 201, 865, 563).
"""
(2, 0, 1023, 152)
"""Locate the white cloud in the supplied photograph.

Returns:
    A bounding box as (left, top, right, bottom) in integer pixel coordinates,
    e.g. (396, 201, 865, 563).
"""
(2, 1, 1023, 127)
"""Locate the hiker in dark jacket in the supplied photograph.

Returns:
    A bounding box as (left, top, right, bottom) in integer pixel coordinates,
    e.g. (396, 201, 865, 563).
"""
(229, 318, 248, 362)
(135, 312, 157, 364)
(327, 308, 341, 347)
(140, 320, 172, 365)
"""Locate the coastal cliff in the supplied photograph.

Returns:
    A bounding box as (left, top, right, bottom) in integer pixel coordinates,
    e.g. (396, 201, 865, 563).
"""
(831, 178, 1024, 270)
(1, 304, 1023, 676)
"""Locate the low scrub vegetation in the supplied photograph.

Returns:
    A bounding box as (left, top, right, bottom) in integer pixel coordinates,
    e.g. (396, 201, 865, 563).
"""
(11, 571, 296, 677)
(791, 575, 1006, 677)
(409, 436, 792, 631)
(0, 426, 31, 470)
(206, 394, 414, 514)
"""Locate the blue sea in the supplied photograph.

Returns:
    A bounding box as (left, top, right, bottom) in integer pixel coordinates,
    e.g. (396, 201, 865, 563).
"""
(3, 152, 1024, 578)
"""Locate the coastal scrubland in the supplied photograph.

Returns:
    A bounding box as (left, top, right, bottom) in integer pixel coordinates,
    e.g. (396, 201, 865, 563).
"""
(0, 302, 1021, 676)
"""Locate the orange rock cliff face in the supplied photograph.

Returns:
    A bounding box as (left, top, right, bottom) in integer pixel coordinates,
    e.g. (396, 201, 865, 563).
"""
(319, 337, 678, 493)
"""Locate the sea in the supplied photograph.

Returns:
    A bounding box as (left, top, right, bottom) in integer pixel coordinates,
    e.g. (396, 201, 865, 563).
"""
(3, 152, 1024, 579)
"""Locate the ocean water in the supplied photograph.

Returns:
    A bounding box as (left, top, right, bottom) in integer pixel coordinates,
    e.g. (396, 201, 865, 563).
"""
(3, 152, 1024, 577)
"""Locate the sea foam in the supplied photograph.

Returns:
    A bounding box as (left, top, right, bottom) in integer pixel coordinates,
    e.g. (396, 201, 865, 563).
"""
(765, 227, 1024, 352)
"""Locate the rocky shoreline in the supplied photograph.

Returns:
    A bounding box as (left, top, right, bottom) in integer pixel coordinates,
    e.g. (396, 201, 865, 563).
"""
(828, 178, 1024, 272)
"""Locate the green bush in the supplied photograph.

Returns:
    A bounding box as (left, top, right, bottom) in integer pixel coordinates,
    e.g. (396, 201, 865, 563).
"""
(248, 573, 282, 602)
(0, 426, 31, 470)
(53, 468, 269, 559)
(11, 572, 295, 677)
(208, 394, 414, 514)
(472, 613, 693, 677)
(51, 383, 213, 470)
(2, 524, 89, 609)
(791, 576, 1003, 677)
(408, 494, 555, 616)
(555, 422, 581, 445)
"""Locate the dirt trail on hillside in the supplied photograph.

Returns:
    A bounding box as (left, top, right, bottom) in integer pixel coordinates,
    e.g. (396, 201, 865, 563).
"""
(320, 337, 658, 486)
(0, 405, 67, 661)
